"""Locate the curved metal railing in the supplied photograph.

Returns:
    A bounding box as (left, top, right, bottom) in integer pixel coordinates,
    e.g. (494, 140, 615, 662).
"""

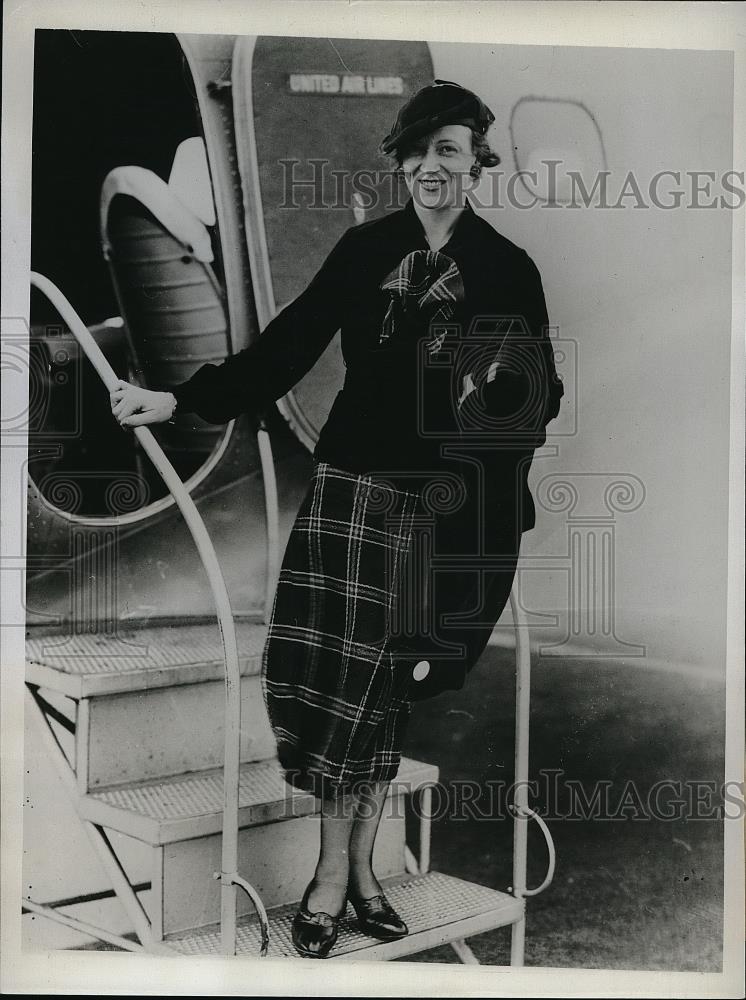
(508, 586, 556, 965)
(29, 271, 269, 957)
(510, 803, 556, 897)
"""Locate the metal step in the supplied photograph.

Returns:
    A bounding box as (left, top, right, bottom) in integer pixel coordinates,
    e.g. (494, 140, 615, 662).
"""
(80, 673, 276, 790)
(159, 807, 407, 934)
(78, 756, 439, 845)
(26, 619, 268, 697)
(165, 871, 523, 961)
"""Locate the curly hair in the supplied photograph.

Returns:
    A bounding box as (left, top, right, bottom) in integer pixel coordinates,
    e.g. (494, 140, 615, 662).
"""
(390, 128, 500, 175)
(471, 131, 501, 173)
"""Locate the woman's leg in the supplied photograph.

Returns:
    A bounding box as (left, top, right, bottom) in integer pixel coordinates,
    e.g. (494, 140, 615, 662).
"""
(305, 778, 391, 910)
(348, 781, 390, 898)
(347, 779, 409, 939)
(305, 791, 356, 915)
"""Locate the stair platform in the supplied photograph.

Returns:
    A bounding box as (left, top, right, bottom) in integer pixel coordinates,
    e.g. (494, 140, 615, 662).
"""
(166, 871, 523, 961)
(78, 756, 439, 845)
(26, 619, 268, 697)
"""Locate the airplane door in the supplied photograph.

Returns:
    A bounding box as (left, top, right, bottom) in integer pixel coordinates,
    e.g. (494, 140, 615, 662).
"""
(232, 36, 434, 450)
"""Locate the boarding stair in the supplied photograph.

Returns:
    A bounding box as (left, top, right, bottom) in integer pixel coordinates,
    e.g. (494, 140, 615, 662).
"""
(26, 613, 529, 960)
(23, 185, 554, 960)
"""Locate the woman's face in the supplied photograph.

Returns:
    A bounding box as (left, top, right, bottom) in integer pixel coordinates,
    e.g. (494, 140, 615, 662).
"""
(399, 124, 477, 211)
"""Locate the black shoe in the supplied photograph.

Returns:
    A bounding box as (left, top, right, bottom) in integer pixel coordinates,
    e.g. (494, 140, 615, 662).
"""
(349, 888, 408, 941)
(291, 879, 347, 959)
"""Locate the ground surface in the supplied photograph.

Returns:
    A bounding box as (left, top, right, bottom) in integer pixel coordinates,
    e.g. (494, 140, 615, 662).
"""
(401, 647, 726, 971)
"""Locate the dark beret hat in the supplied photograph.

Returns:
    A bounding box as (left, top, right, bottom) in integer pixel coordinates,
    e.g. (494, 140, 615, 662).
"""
(379, 79, 495, 155)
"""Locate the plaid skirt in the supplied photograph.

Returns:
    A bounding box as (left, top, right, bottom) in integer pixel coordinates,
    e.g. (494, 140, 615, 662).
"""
(261, 461, 421, 799)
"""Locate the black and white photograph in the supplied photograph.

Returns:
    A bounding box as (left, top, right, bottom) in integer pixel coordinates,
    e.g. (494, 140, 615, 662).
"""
(2, 1, 744, 996)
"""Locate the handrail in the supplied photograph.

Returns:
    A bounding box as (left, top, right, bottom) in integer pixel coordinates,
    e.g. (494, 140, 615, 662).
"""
(509, 584, 531, 909)
(509, 803, 556, 897)
(222, 872, 270, 956)
(507, 582, 556, 966)
(29, 271, 268, 957)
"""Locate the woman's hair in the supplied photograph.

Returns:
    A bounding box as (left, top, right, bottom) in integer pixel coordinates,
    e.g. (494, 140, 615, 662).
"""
(390, 127, 501, 175)
(470, 131, 501, 173)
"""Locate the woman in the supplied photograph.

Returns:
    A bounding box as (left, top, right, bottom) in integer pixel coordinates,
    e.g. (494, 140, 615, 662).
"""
(110, 80, 564, 959)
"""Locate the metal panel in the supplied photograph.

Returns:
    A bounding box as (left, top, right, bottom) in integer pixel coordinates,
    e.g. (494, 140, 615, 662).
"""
(150, 846, 165, 942)
(160, 809, 405, 934)
(75, 697, 90, 794)
(85, 674, 275, 789)
(232, 36, 434, 451)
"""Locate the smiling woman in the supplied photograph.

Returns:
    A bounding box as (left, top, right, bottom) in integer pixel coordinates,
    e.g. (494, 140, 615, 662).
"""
(382, 80, 501, 247)
(400, 125, 478, 236)
(110, 78, 564, 958)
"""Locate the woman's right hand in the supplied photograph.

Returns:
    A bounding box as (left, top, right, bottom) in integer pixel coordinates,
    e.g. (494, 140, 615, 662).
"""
(109, 379, 176, 428)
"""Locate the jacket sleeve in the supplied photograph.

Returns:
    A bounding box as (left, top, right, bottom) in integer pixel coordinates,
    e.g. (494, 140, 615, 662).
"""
(168, 228, 353, 424)
(478, 249, 564, 443)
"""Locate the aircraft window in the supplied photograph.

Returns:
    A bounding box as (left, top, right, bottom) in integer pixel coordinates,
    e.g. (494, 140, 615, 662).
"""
(510, 97, 607, 205)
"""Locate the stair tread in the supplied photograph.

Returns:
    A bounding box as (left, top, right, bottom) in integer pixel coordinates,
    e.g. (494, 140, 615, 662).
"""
(79, 756, 439, 844)
(166, 871, 522, 960)
(26, 619, 268, 696)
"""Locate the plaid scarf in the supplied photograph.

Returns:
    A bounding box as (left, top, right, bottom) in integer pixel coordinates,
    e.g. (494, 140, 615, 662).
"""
(379, 249, 465, 351)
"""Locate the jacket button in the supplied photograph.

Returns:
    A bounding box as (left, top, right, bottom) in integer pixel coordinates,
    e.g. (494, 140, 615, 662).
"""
(413, 660, 430, 681)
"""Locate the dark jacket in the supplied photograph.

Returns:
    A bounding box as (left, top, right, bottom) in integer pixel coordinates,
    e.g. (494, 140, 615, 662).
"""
(172, 198, 564, 700)
(172, 196, 564, 531)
